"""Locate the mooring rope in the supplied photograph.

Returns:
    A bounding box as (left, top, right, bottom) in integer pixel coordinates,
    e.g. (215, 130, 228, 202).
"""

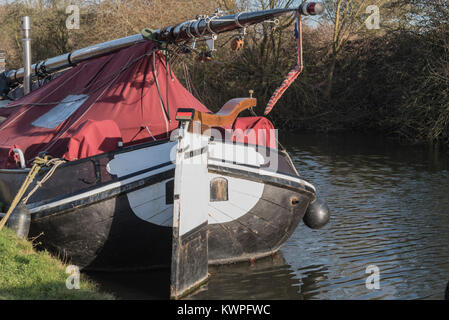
(0, 155, 65, 232)
(22, 158, 66, 204)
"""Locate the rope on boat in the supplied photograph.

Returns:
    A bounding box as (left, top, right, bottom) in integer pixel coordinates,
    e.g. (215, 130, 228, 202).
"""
(264, 13, 303, 115)
(22, 158, 66, 204)
(0, 155, 65, 232)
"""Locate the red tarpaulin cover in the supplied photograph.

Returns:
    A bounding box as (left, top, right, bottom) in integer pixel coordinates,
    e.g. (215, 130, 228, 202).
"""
(63, 119, 122, 161)
(219, 117, 276, 149)
(0, 41, 275, 168)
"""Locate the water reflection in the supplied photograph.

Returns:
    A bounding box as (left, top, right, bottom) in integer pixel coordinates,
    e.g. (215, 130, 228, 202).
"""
(188, 253, 298, 299)
(189, 253, 333, 300)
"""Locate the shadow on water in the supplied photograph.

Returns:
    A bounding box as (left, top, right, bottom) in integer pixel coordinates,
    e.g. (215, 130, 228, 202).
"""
(88, 133, 449, 299)
(85, 268, 170, 300)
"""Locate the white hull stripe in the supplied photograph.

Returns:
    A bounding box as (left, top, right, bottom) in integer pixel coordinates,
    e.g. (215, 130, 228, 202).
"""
(29, 164, 175, 215)
(208, 159, 316, 193)
(27, 160, 313, 216)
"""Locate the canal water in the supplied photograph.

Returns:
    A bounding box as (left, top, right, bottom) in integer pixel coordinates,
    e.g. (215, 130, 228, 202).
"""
(89, 133, 449, 300)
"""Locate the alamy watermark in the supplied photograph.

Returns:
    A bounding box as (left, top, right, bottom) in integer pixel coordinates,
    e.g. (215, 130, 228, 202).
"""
(61, 4, 382, 31)
(365, 264, 381, 290)
(168, 124, 280, 172)
(365, 5, 380, 30)
(66, 5, 80, 30)
(65, 265, 80, 290)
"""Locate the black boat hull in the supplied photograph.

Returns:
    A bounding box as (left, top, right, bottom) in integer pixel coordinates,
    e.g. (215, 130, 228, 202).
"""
(28, 175, 312, 270)
(0, 139, 315, 271)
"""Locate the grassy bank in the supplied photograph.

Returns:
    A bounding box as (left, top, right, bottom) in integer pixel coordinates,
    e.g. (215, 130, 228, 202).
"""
(0, 227, 113, 300)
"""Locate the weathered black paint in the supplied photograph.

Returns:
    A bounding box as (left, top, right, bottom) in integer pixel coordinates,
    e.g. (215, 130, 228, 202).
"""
(208, 176, 313, 264)
(29, 190, 173, 271)
(6, 202, 31, 239)
(170, 222, 209, 299)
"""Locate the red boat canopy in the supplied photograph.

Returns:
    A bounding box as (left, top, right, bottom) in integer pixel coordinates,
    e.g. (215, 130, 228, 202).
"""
(0, 41, 275, 169)
(0, 41, 210, 167)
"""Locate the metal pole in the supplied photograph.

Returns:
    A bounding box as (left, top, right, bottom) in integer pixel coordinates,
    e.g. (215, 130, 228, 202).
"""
(4, 3, 323, 87)
(21, 16, 32, 95)
(0, 51, 5, 73)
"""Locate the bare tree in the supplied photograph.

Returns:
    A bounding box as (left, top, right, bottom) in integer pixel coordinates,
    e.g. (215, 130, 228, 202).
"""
(322, 0, 409, 98)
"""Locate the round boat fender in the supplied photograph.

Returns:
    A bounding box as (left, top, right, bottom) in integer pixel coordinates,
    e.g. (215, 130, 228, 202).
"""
(303, 198, 330, 229)
(6, 202, 31, 239)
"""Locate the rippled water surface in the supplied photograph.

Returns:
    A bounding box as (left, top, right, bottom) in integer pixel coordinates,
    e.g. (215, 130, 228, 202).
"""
(91, 133, 449, 299)
(189, 133, 449, 300)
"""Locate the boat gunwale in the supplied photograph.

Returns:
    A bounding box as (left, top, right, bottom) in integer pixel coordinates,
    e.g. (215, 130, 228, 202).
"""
(208, 162, 316, 196)
(0, 137, 171, 174)
(0, 135, 290, 174)
(28, 158, 313, 221)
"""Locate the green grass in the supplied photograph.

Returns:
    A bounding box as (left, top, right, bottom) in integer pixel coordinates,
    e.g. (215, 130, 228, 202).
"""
(0, 227, 114, 300)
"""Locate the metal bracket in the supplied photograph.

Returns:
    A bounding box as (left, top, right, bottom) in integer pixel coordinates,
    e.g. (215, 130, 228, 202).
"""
(205, 34, 217, 52)
(235, 12, 246, 28)
(264, 18, 280, 26)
